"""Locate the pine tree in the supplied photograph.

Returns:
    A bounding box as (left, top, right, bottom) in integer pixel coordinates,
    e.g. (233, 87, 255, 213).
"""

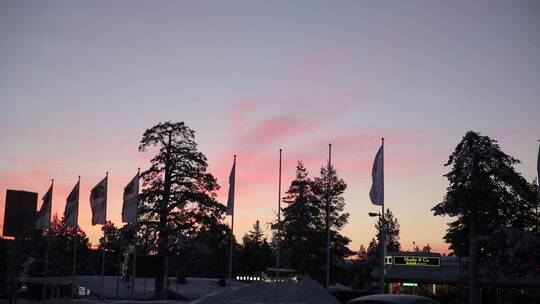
(178, 220, 232, 278)
(366, 238, 378, 258)
(138, 121, 225, 296)
(99, 221, 136, 276)
(311, 163, 352, 283)
(280, 162, 321, 274)
(432, 131, 537, 304)
(48, 215, 92, 276)
(238, 220, 273, 274)
(356, 244, 368, 261)
(374, 208, 401, 253)
(349, 244, 372, 289)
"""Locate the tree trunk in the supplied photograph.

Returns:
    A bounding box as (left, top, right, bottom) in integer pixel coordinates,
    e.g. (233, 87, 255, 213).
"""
(155, 134, 172, 300)
(469, 213, 479, 304)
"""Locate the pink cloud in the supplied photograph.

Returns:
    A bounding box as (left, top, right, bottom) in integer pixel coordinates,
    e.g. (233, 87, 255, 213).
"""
(241, 116, 321, 148)
(227, 99, 262, 123)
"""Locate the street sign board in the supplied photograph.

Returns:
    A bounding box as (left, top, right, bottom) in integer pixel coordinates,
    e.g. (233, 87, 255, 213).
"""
(393, 255, 440, 267)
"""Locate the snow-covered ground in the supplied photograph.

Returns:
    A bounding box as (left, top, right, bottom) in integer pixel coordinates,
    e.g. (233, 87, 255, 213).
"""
(24, 276, 246, 302)
(22, 276, 340, 303)
(192, 277, 341, 304)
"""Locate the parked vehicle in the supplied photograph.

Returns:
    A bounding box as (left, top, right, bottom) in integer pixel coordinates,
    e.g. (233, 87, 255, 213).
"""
(347, 294, 439, 304)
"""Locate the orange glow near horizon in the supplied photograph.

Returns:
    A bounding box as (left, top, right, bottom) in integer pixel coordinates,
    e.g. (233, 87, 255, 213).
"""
(0, 135, 454, 255)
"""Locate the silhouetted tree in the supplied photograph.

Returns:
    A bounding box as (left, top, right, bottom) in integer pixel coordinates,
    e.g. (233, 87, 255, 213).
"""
(177, 220, 233, 278)
(374, 208, 401, 253)
(422, 244, 432, 253)
(348, 244, 372, 289)
(238, 220, 273, 274)
(366, 208, 401, 266)
(311, 163, 352, 283)
(366, 237, 378, 263)
(432, 131, 537, 304)
(98, 221, 136, 276)
(137, 121, 225, 296)
(47, 215, 92, 276)
(280, 162, 321, 275)
(356, 244, 368, 261)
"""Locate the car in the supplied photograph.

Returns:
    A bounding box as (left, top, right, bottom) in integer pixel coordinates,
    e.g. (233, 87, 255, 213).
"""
(346, 294, 439, 304)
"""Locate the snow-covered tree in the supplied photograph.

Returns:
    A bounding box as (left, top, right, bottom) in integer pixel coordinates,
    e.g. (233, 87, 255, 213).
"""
(432, 131, 537, 304)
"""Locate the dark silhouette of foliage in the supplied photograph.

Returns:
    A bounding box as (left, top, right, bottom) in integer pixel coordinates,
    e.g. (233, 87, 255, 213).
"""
(46, 215, 92, 276)
(238, 220, 273, 274)
(312, 163, 353, 270)
(279, 161, 352, 284)
(175, 220, 233, 278)
(347, 244, 372, 289)
(356, 244, 368, 261)
(432, 131, 538, 304)
(374, 208, 401, 253)
(280, 162, 322, 275)
(137, 121, 226, 295)
(433, 131, 537, 256)
(98, 221, 137, 276)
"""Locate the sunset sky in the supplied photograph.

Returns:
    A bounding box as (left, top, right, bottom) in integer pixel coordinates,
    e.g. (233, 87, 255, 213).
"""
(1, 1, 539, 253)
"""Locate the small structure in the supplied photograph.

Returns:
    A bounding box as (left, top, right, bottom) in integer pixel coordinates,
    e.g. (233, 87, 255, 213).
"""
(371, 251, 540, 301)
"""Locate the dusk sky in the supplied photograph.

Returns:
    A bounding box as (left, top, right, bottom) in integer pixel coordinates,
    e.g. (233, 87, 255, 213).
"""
(1, 0, 539, 253)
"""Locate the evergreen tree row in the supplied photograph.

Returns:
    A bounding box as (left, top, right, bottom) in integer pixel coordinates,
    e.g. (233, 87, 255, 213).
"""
(276, 161, 352, 284)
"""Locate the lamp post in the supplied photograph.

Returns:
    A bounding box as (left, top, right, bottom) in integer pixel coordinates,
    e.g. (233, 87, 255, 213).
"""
(369, 212, 385, 293)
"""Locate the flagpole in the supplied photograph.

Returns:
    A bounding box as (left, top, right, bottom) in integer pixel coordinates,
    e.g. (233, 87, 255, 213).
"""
(380, 138, 385, 294)
(42, 179, 53, 301)
(274, 149, 283, 304)
(325, 144, 332, 290)
(72, 176, 80, 299)
(536, 140, 540, 234)
(131, 168, 140, 300)
(101, 171, 108, 301)
(276, 149, 282, 281)
(228, 155, 236, 297)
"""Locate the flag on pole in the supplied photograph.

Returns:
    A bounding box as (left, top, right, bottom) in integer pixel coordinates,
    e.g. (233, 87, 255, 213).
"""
(369, 143, 384, 206)
(64, 181, 79, 227)
(226, 158, 236, 215)
(122, 172, 139, 223)
(35, 183, 53, 229)
(90, 175, 107, 225)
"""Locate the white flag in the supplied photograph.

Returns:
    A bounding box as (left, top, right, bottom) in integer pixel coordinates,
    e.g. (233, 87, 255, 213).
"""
(90, 175, 107, 225)
(369, 144, 384, 206)
(64, 181, 79, 227)
(35, 184, 53, 229)
(226, 160, 235, 215)
(537, 144, 540, 199)
(122, 172, 139, 223)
